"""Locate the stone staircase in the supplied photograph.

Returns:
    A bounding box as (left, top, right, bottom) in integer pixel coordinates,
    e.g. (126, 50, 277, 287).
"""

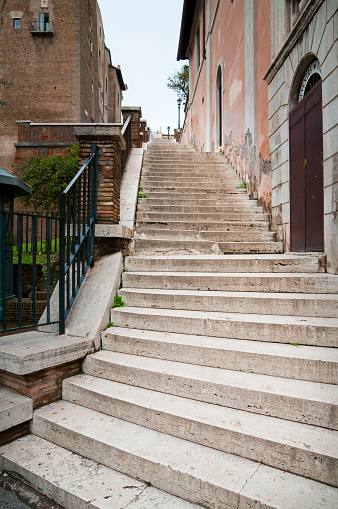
(1, 139, 338, 508)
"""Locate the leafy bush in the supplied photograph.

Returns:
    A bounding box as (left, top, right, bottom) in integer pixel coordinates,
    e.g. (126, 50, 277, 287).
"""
(19, 144, 79, 212)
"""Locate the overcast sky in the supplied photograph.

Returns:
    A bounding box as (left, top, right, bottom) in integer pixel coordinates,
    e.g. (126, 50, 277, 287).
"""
(98, 0, 186, 135)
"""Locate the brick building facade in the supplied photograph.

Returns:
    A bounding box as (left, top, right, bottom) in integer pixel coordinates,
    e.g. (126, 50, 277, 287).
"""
(0, 0, 126, 170)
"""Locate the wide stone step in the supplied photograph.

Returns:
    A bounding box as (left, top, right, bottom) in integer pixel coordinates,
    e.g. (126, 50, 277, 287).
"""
(30, 401, 338, 509)
(133, 238, 283, 255)
(0, 435, 199, 508)
(63, 375, 338, 486)
(111, 306, 338, 347)
(140, 182, 246, 191)
(0, 387, 33, 433)
(136, 204, 263, 213)
(139, 191, 251, 200)
(118, 287, 338, 318)
(125, 254, 322, 273)
(140, 176, 241, 185)
(141, 169, 236, 176)
(136, 221, 269, 231)
(102, 327, 338, 384)
(83, 351, 338, 428)
(134, 229, 275, 242)
(138, 197, 256, 206)
(136, 211, 268, 222)
(123, 271, 337, 293)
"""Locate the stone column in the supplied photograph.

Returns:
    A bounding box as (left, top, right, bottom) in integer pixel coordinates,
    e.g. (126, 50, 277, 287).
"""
(74, 124, 125, 224)
(122, 106, 142, 148)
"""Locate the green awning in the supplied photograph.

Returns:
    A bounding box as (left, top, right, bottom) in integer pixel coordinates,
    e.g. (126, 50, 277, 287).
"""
(0, 168, 32, 197)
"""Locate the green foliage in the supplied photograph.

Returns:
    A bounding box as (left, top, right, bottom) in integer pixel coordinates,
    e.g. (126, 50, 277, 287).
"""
(19, 144, 79, 212)
(236, 182, 246, 189)
(138, 193, 147, 199)
(167, 65, 189, 100)
(290, 343, 299, 346)
(112, 295, 125, 308)
(106, 321, 114, 328)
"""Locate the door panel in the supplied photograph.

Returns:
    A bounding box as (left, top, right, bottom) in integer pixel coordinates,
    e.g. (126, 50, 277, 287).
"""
(289, 79, 323, 252)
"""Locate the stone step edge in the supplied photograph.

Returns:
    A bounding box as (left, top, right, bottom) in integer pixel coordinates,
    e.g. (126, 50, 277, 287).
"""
(31, 401, 338, 509)
(0, 435, 199, 509)
(83, 350, 338, 429)
(63, 374, 338, 487)
(0, 387, 33, 433)
(102, 327, 338, 384)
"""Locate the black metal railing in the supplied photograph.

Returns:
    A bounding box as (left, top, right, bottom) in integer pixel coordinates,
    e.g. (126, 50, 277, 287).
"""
(0, 210, 60, 333)
(121, 114, 132, 177)
(59, 145, 98, 334)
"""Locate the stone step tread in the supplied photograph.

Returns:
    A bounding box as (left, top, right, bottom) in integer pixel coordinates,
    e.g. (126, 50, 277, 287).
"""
(134, 239, 283, 254)
(0, 387, 33, 432)
(112, 305, 338, 330)
(125, 254, 321, 273)
(137, 205, 264, 212)
(83, 351, 338, 429)
(63, 374, 338, 486)
(31, 401, 338, 509)
(111, 306, 336, 347)
(102, 327, 338, 383)
(0, 435, 200, 509)
(137, 213, 268, 220)
(118, 287, 338, 317)
(136, 222, 270, 231)
(135, 229, 275, 238)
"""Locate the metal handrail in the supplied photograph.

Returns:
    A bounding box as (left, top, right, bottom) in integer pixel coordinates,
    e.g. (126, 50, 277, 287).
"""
(121, 114, 132, 177)
(59, 145, 98, 334)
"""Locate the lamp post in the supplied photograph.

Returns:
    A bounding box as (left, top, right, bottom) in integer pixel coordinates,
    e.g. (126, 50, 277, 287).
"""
(167, 126, 170, 139)
(177, 97, 182, 130)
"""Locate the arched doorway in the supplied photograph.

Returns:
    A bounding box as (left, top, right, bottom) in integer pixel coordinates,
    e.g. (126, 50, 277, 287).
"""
(216, 66, 222, 149)
(289, 59, 323, 251)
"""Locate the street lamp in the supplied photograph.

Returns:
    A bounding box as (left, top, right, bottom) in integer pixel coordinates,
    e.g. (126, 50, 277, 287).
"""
(177, 97, 182, 130)
(167, 126, 170, 139)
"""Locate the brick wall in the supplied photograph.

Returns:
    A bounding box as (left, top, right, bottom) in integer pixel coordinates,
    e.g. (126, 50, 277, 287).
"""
(122, 107, 142, 148)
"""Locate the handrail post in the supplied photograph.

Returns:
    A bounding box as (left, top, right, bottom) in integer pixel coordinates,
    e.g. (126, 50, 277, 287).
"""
(59, 193, 65, 334)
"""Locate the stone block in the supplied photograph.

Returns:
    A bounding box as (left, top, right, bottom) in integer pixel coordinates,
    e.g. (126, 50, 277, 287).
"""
(269, 119, 289, 154)
(327, 0, 337, 21)
(318, 18, 334, 69)
(282, 201, 290, 223)
(323, 123, 338, 161)
(311, 3, 327, 55)
(324, 184, 333, 214)
(322, 67, 338, 107)
(323, 153, 338, 187)
(323, 96, 338, 134)
(321, 43, 338, 80)
(269, 105, 288, 137)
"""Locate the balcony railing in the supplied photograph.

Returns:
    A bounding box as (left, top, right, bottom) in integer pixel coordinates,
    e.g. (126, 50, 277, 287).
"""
(29, 20, 55, 34)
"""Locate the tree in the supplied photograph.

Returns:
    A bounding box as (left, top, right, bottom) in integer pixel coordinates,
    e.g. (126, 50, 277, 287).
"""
(167, 65, 189, 101)
(19, 144, 79, 212)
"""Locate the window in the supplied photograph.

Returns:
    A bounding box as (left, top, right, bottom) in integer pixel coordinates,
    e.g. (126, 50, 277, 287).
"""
(196, 24, 201, 70)
(39, 12, 49, 31)
(13, 18, 21, 28)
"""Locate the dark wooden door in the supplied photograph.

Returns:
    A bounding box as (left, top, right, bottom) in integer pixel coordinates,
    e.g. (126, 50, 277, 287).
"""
(289, 79, 323, 251)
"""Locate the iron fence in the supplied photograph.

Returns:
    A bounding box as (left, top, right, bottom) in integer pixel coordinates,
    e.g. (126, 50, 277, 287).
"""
(59, 144, 99, 334)
(121, 114, 132, 177)
(0, 210, 60, 332)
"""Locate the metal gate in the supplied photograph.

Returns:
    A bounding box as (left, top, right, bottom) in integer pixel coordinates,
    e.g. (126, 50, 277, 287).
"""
(289, 79, 324, 251)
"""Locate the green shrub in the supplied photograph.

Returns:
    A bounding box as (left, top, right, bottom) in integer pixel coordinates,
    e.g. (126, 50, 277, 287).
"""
(19, 144, 79, 212)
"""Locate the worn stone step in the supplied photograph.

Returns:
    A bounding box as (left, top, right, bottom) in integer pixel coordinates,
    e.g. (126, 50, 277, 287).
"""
(136, 211, 268, 222)
(138, 197, 256, 206)
(137, 204, 263, 213)
(102, 327, 338, 384)
(63, 374, 338, 486)
(134, 229, 275, 242)
(139, 191, 251, 200)
(0, 435, 200, 509)
(133, 238, 283, 255)
(140, 183, 247, 191)
(141, 173, 239, 180)
(83, 351, 338, 428)
(118, 287, 338, 318)
(135, 221, 269, 231)
(111, 306, 338, 347)
(0, 387, 33, 433)
(219, 241, 284, 254)
(125, 254, 322, 273)
(30, 401, 338, 508)
(122, 270, 337, 293)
